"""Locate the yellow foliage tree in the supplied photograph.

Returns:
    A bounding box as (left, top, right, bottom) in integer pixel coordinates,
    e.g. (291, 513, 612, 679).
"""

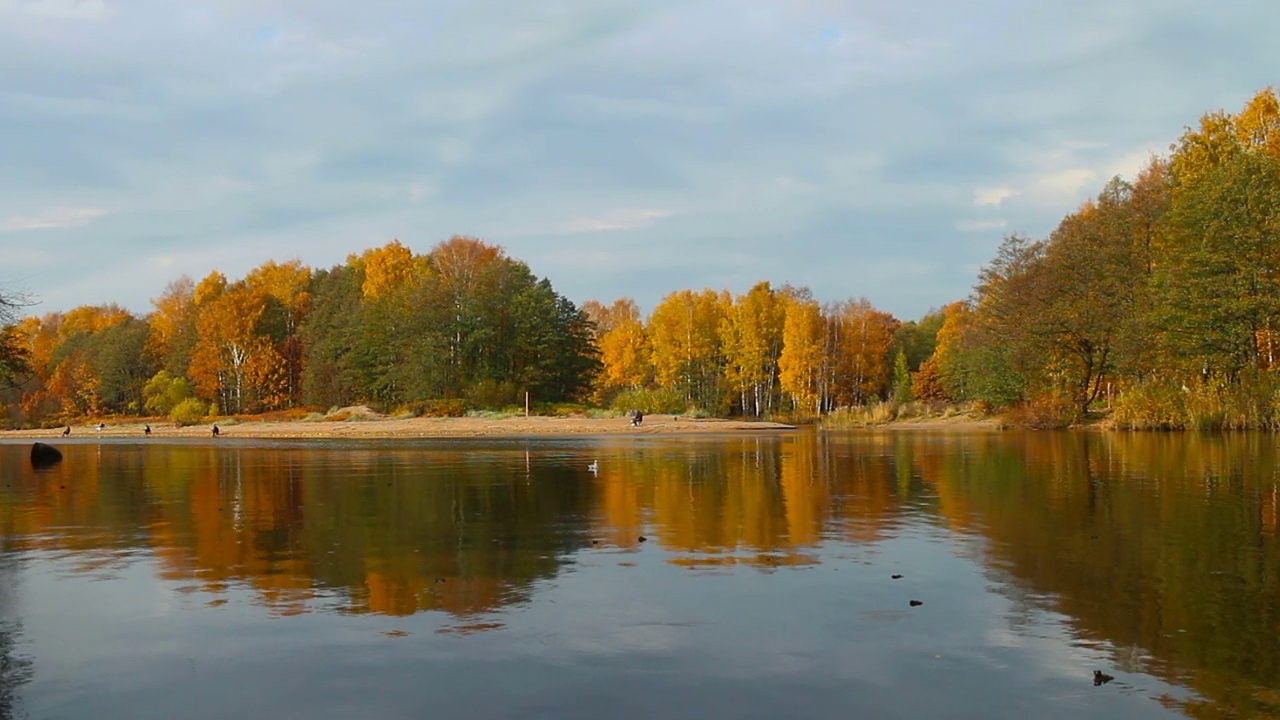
(189, 284, 287, 413)
(584, 298, 651, 401)
(779, 294, 823, 415)
(721, 281, 786, 416)
(1235, 87, 1280, 157)
(648, 289, 730, 411)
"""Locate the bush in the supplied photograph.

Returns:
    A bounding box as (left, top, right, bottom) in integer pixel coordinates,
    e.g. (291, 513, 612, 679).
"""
(1000, 394, 1076, 429)
(144, 371, 194, 416)
(405, 399, 469, 418)
(171, 398, 211, 427)
(465, 380, 520, 410)
(610, 387, 688, 415)
(822, 402, 898, 428)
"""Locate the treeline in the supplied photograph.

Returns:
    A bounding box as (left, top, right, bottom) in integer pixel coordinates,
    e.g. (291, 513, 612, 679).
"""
(1, 237, 600, 427)
(1, 234, 932, 427)
(931, 87, 1280, 428)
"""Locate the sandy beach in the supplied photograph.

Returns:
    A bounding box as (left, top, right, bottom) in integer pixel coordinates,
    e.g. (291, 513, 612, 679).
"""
(3, 413, 805, 440)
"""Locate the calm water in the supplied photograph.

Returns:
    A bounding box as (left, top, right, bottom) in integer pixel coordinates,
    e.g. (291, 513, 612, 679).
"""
(1, 431, 1279, 719)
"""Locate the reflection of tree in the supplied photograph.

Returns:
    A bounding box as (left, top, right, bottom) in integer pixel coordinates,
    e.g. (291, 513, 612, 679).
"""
(0, 556, 33, 720)
(917, 432, 1280, 719)
(8, 435, 1280, 717)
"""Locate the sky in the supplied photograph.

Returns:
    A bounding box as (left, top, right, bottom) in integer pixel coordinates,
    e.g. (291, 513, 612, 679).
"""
(2, 0, 1278, 322)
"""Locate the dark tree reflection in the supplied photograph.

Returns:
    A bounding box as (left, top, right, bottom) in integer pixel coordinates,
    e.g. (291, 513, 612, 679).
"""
(0, 556, 32, 720)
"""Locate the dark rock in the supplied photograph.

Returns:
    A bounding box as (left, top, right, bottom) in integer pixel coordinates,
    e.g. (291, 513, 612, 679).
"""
(30, 442, 63, 468)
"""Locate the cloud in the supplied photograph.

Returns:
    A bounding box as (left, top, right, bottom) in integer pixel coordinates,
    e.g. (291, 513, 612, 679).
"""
(562, 208, 673, 234)
(973, 187, 1017, 207)
(4, 0, 1280, 323)
(0, 207, 105, 233)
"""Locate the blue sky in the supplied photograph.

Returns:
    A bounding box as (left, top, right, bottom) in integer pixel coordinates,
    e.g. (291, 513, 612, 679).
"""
(2, 0, 1277, 322)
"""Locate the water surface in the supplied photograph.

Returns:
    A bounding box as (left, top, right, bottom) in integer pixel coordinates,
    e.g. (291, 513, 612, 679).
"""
(1, 431, 1278, 718)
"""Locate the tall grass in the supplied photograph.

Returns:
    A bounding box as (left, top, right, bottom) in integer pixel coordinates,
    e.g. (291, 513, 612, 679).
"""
(1111, 373, 1280, 430)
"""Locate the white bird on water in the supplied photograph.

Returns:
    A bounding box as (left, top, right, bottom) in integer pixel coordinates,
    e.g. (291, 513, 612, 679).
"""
(587, 460, 599, 474)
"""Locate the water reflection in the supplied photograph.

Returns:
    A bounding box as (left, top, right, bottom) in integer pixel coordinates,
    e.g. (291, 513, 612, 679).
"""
(1, 432, 1278, 718)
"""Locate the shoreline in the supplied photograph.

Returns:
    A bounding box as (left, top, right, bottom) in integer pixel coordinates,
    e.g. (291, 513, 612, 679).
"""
(0, 412, 1010, 441)
(1, 414, 801, 440)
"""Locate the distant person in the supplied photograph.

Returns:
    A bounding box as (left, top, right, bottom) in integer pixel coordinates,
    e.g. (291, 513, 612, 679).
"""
(212, 424, 220, 437)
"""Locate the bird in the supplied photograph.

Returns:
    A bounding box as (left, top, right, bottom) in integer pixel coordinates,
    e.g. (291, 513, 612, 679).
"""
(62, 426, 71, 436)
(144, 424, 151, 436)
(1093, 671, 1114, 686)
(909, 599, 923, 607)
(587, 460, 599, 473)
(211, 424, 220, 437)
(95, 423, 105, 432)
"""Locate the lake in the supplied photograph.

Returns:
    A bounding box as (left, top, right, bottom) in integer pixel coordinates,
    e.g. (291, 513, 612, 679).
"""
(1, 430, 1278, 719)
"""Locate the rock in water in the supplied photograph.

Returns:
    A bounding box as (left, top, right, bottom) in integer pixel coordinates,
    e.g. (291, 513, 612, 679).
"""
(30, 442, 63, 468)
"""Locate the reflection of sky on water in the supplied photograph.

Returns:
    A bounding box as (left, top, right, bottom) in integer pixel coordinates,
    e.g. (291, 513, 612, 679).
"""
(10, 517, 1188, 719)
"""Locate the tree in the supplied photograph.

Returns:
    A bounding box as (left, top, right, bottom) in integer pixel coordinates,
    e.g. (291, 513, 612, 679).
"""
(189, 282, 287, 414)
(1154, 151, 1280, 377)
(721, 282, 786, 417)
(584, 298, 652, 403)
(147, 276, 199, 376)
(0, 287, 32, 390)
(824, 299, 897, 407)
(648, 289, 731, 412)
(778, 294, 823, 415)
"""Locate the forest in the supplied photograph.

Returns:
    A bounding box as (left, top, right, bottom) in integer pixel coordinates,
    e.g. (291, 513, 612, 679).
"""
(1, 87, 1279, 429)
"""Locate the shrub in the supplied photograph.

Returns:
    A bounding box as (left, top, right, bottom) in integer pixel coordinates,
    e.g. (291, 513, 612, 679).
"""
(1000, 394, 1075, 429)
(822, 402, 898, 428)
(144, 371, 194, 416)
(171, 398, 211, 427)
(610, 387, 688, 415)
(406, 399, 469, 418)
(465, 380, 520, 410)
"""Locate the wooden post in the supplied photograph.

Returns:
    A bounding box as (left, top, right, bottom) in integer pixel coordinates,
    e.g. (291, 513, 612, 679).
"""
(525, 391, 530, 417)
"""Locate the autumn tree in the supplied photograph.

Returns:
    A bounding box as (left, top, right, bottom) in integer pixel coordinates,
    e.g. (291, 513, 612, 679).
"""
(1153, 151, 1280, 377)
(778, 293, 823, 415)
(823, 299, 897, 407)
(720, 282, 786, 417)
(583, 298, 652, 404)
(189, 274, 288, 414)
(147, 276, 200, 377)
(648, 289, 731, 412)
(0, 287, 32, 390)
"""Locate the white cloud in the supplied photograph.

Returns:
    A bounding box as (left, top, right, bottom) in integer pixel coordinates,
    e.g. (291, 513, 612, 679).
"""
(973, 186, 1017, 207)
(562, 208, 673, 234)
(0, 207, 105, 233)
